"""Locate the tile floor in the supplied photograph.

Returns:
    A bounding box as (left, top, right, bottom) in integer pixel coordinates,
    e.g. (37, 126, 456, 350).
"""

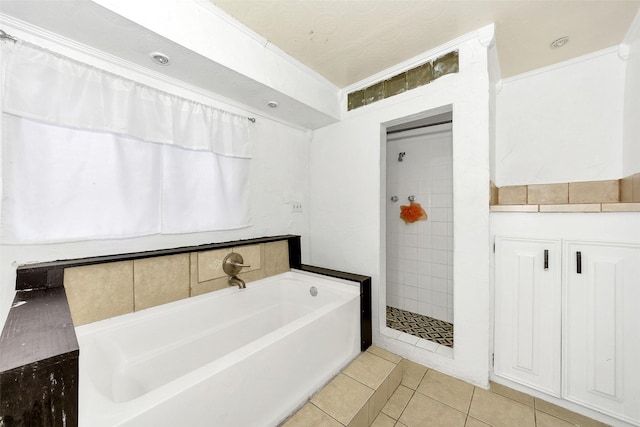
(386, 306, 454, 348)
(281, 346, 610, 427)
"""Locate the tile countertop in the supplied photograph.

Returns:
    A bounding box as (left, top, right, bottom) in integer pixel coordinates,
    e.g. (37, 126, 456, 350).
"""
(490, 203, 640, 213)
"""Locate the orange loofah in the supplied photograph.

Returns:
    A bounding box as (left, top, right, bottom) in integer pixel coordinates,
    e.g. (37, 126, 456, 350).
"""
(400, 201, 428, 224)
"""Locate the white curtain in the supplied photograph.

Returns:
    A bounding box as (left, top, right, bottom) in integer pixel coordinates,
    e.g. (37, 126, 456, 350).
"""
(1, 41, 251, 243)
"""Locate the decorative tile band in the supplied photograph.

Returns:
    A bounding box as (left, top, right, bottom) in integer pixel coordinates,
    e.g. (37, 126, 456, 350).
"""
(489, 174, 640, 213)
(347, 50, 459, 111)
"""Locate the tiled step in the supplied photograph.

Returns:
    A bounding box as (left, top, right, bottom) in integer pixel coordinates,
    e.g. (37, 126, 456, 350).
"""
(282, 346, 403, 427)
(282, 346, 612, 427)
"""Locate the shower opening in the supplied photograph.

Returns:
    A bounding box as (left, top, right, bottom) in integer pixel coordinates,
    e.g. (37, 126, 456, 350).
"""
(385, 111, 454, 348)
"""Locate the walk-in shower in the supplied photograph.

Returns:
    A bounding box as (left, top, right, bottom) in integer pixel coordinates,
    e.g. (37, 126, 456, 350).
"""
(385, 111, 454, 347)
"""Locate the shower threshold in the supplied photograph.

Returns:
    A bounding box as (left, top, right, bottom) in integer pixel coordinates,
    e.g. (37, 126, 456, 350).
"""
(386, 306, 454, 348)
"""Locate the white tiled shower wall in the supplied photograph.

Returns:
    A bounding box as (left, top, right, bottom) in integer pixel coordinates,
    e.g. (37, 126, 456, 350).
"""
(386, 128, 453, 323)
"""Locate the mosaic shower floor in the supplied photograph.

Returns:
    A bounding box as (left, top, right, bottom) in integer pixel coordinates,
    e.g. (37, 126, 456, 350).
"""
(386, 306, 454, 348)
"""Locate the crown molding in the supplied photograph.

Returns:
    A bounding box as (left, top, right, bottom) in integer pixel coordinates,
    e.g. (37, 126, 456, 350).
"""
(501, 46, 620, 85)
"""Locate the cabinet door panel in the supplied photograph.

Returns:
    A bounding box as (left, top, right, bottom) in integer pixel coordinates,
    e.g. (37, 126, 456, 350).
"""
(494, 237, 561, 396)
(564, 242, 640, 425)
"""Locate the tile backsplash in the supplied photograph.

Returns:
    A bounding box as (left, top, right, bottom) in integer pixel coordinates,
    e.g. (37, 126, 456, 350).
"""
(64, 260, 134, 325)
(64, 240, 290, 326)
(134, 254, 190, 311)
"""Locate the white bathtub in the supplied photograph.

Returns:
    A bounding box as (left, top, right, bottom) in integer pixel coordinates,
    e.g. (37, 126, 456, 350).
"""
(75, 270, 361, 427)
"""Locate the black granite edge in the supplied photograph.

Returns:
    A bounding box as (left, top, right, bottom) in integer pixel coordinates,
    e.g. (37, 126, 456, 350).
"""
(0, 287, 79, 372)
(360, 277, 372, 351)
(1, 350, 78, 427)
(299, 264, 372, 351)
(16, 234, 299, 290)
(299, 264, 370, 283)
(1, 349, 79, 377)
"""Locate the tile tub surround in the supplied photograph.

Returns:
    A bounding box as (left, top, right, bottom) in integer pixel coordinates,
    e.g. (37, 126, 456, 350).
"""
(2, 235, 298, 427)
(2, 234, 374, 427)
(282, 347, 611, 427)
(64, 240, 291, 325)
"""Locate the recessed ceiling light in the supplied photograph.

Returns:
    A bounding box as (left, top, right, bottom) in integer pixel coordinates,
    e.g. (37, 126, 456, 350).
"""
(550, 37, 569, 49)
(150, 52, 171, 66)
(267, 101, 279, 108)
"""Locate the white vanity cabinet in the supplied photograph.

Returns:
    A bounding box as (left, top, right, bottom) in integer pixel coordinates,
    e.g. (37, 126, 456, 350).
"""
(494, 237, 562, 396)
(563, 241, 640, 425)
(494, 233, 640, 426)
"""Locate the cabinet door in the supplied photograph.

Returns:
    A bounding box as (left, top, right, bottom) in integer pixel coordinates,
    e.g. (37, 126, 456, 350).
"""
(564, 242, 640, 425)
(494, 237, 562, 396)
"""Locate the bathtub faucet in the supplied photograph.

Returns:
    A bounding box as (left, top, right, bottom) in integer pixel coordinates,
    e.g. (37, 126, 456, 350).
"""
(222, 252, 250, 290)
(228, 276, 246, 289)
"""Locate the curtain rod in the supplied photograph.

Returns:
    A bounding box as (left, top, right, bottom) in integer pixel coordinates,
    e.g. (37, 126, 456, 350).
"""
(0, 27, 257, 123)
(387, 119, 452, 135)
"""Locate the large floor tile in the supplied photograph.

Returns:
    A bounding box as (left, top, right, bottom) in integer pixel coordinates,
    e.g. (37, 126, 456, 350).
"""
(382, 385, 414, 420)
(281, 403, 342, 427)
(311, 373, 373, 426)
(400, 360, 427, 390)
(367, 346, 403, 364)
(469, 388, 535, 427)
(399, 393, 466, 427)
(536, 410, 581, 427)
(465, 417, 491, 427)
(535, 399, 609, 427)
(371, 412, 397, 427)
(343, 351, 397, 390)
(416, 369, 474, 413)
(489, 381, 535, 407)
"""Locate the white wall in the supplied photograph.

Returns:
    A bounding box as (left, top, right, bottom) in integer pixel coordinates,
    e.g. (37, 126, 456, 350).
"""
(496, 48, 626, 186)
(623, 10, 640, 176)
(0, 35, 312, 328)
(309, 31, 493, 387)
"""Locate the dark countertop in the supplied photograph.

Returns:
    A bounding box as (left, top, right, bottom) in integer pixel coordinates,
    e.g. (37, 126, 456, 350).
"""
(0, 287, 78, 373)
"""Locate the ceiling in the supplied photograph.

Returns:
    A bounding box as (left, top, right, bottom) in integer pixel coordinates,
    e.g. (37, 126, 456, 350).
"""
(0, 1, 638, 129)
(211, 0, 640, 88)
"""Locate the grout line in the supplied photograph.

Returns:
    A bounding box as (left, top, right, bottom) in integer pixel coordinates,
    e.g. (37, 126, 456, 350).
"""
(412, 384, 472, 418)
(132, 260, 136, 312)
(310, 402, 346, 427)
(469, 386, 478, 415)
(394, 388, 416, 424)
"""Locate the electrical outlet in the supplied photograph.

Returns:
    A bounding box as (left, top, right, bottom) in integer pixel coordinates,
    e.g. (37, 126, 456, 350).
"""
(291, 201, 303, 213)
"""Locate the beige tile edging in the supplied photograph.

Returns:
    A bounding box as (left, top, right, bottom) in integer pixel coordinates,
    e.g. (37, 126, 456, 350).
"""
(490, 202, 640, 213)
(491, 174, 640, 212)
